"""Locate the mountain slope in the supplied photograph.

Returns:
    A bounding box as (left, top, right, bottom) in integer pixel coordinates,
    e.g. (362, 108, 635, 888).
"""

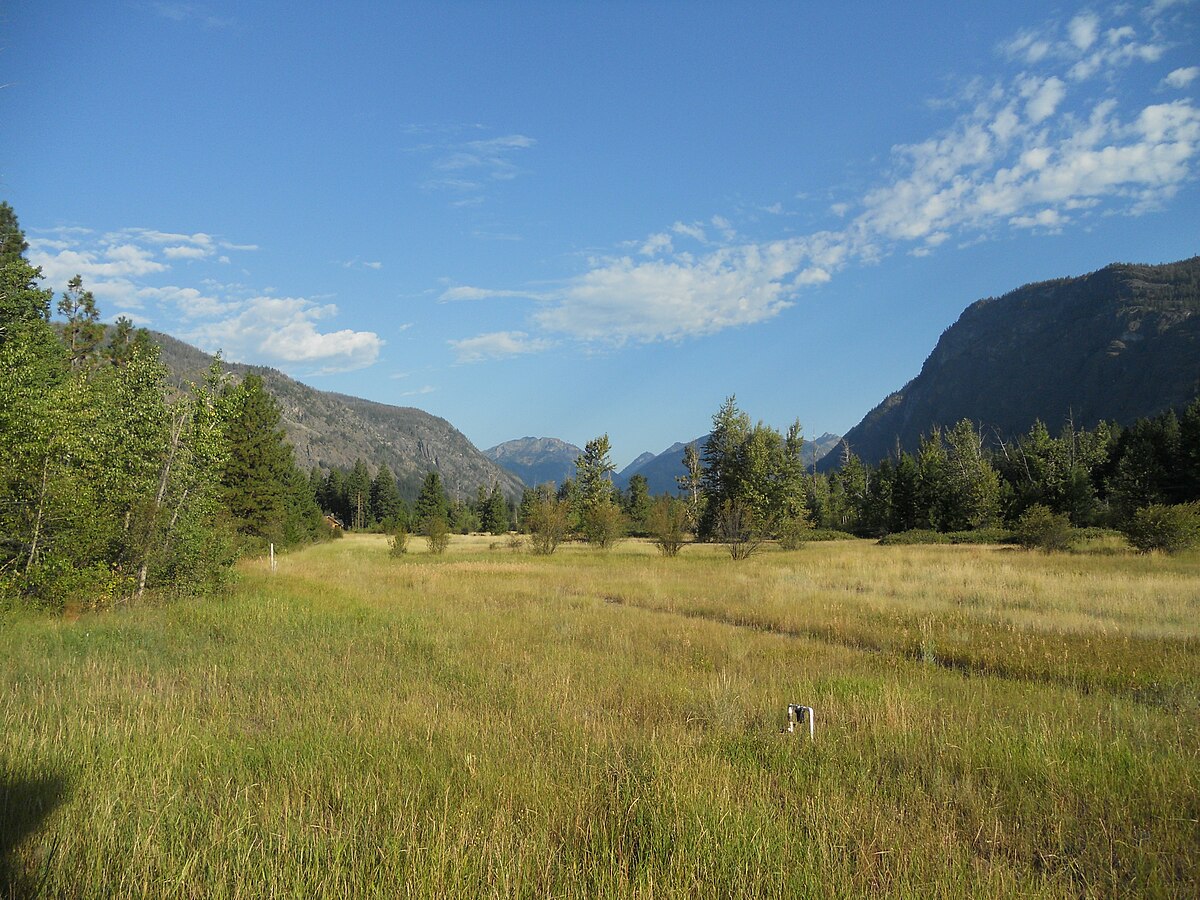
(824, 257, 1200, 469)
(151, 331, 525, 502)
(483, 437, 583, 488)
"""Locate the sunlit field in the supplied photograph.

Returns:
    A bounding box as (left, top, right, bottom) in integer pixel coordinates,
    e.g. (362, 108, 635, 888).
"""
(3, 535, 1197, 898)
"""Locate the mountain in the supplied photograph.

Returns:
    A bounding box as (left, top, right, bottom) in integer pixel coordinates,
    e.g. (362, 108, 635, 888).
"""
(822, 257, 1200, 470)
(150, 331, 525, 502)
(615, 431, 843, 494)
(483, 437, 583, 488)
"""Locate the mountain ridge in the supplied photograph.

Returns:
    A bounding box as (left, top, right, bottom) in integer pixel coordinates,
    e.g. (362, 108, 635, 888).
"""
(822, 257, 1200, 470)
(150, 331, 525, 502)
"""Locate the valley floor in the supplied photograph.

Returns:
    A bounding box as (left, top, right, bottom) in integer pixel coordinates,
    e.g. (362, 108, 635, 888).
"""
(2, 535, 1198, 897)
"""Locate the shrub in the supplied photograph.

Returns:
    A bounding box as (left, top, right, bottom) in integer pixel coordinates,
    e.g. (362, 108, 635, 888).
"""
(581, 501, 625, 550)
(877, 529, 950, 546)
(388, 527, 409, 557)
(526, 497, 570, 556)
(646, 497, 688, 557)
(1014, 504, 1073, 552)
(425, 516, 450, 555)
(717, 499, 766, 560)
(777, 516, 813, 551)
(1122, 503, 1200, 554)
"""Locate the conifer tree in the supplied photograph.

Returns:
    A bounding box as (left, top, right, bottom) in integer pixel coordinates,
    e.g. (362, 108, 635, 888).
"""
(57, 275, 104, 367)
(370, 464, 405, 526)
(415, 471, 449, 530)
(221, 374, 293, 541)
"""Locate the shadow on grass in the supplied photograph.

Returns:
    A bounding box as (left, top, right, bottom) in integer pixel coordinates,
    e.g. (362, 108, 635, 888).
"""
(0, 774, 69, 900)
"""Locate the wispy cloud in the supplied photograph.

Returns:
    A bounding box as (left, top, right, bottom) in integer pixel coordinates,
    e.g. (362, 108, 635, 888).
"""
(1164, 66, 1199, 88)
(454, 3, 1200, 349)
(418, 132, 537, 201)
(449, 330, 552, 363)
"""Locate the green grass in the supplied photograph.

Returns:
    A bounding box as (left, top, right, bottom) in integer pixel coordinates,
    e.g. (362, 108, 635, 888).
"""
(2, 535, 1198, 897)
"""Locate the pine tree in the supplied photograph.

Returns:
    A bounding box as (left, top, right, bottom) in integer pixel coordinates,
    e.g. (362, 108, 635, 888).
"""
(221, 374, 293, 542)
(414, 471, 449, 530)
(57, 275, 105, 368)
(369, 464, 405, 526)
(345, 459, 372, 529)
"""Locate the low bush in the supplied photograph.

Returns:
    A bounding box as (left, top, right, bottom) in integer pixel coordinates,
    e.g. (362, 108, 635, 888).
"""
(1014, 505, 1074, 552)
(1122, 503, 1200, 554)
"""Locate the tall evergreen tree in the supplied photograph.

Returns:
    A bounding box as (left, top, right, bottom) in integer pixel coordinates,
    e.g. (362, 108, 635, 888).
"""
(221, 374, 293, 542)
(370, 464, 405, 526)
(345, 459, 372, 529)
(57, 275, 104, 368)
(0, 201, 29, 266)
(414, 471, 449, 529)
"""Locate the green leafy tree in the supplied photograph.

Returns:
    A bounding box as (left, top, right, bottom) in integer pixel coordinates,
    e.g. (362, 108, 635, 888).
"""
(525, 495, 571, 555)
(646, 496, 688, 557)
(676, 442, 706, 532)
(700, 397, 751, 537)
(575, 435, 624, 548)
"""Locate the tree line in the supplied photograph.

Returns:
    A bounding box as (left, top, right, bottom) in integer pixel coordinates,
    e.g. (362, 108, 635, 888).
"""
(0, 203, 331, 609)
(510, 394, 1200, 557)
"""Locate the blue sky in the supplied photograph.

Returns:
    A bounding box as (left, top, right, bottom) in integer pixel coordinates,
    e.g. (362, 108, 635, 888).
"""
(3, 1, 1198, 468)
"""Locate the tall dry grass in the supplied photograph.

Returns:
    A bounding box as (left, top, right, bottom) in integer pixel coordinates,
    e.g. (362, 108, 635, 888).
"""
(1, 534, 1196, 897)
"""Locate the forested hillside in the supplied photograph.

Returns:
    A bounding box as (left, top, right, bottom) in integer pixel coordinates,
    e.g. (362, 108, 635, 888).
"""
(153, 332, 524, 503)
(827, 258, 1200, 469)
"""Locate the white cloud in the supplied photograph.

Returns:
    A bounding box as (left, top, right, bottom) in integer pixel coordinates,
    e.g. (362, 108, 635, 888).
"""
(163, 244, 210, 260)
(672, 221, 708, 242)
(1022, 76, 1066, 123)
(187, 296, 384, 373)
(1164, 66, 1199, 88)
(639, 232, 673, 256)
(438, 285, 545, 302)
(1068, 13, 1100, 52)
(449, 331, 552, 363)
(534, 243, 802, 344)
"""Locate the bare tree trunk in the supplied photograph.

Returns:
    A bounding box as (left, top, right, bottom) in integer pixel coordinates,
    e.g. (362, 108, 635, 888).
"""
(24, 455, 51, 576)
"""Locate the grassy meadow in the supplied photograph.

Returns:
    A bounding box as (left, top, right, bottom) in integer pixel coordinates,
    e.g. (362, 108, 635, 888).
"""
(2, 534, 1198, 897)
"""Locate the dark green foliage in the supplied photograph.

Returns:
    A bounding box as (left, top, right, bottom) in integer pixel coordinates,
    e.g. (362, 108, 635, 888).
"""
(1121, 503, 1200, 554)
(344, 459, 372, 530)
(415, 471, 449, 529)
(623, 474, 652, 535)
(0, 201, 29, 265)
(480, 483, 510, 534)
(698, 397, 806, 541)
(1015, 504, 1074, 552)
(221, 374, 295, 543)
(370, 464, 406, 527)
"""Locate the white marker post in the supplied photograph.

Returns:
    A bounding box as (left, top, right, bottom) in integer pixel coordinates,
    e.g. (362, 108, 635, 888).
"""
(787, 704, 814, 740)
(270, 542, 277, 574)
